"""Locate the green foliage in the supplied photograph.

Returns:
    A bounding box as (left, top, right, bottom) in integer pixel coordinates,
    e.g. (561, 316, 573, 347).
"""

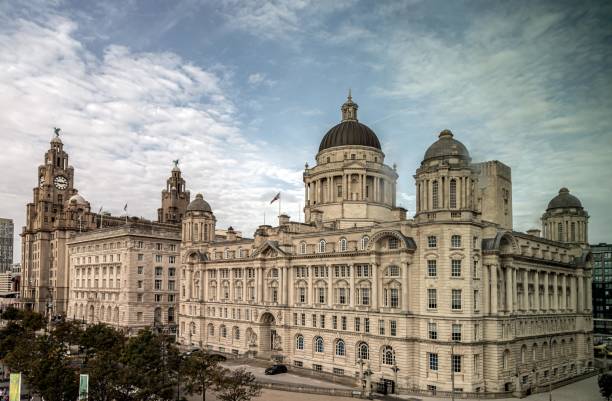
(21, 310, 46, 332)
(0, 321, 28, 358)
(182, 350, 225, 401)
(80, 323, 125, 355)
(215, 368, 262, 401)
(0, 306, 23, 320)
(52, 319, 84, 345)
(599, 374, 612, 401)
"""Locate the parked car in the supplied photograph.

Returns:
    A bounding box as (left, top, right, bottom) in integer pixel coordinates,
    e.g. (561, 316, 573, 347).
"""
(265, 364, 288, 375)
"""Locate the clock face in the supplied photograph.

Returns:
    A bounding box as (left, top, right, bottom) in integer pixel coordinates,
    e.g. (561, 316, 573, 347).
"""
(39, 176, 45, 188)
(54, 176, 68, 190)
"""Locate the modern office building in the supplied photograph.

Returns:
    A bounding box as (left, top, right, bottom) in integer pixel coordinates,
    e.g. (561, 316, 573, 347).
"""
(0, 218, 14, 272)
(591, 243, 612, 334)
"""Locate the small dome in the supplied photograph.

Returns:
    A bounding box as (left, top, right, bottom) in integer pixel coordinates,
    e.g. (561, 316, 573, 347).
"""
(187, 193, 212, 212)
(547, 188, 583, 210)
(68, 193, 87, 205)
(423, 129, 470, 163)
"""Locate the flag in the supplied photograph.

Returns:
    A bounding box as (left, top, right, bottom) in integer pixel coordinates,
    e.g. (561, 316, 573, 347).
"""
(270, 192, 280, 204)
(9, 373, 21, 401)
(98, 206, 103, 214)
(78, 374, 89, 401)
(123, 203, 128, 212)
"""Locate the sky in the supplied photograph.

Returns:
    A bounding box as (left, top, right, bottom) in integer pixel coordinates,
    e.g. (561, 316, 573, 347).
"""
(0, 0, 611, 258)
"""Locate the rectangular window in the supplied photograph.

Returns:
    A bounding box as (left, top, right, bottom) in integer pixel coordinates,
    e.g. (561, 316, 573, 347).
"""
(155, 255, 162, 263)
(320, 315, 325, 328)
(428, 260, 437, 277)
(379, 320, 385, 335)
(428, 322, 438, 339)
(313, 364, 323, 372)
(339, 288, 347, 304)
(451, 260, 461, 277)
(452, 355, 462, 373)
(312, 314, 317, 328)
(333, 368, 344, 375)
(318, 288, 325, 304)
(137, 254, 144, 261)
(364, 318, 370, 333)
(451, 235, 461, 248)
(137, 294, 143, 302)
(294, 313, 298, 325)
(452, 289, 462, 310)
(390, 320, 397, 336)
(155, 267, 163, 276)
(168, 256, 176, 264)
(299, 287, 306, 303)
(155, 294, 162, 302)
(361, 288, 370, 305)
(301, 313, 306, 326)
(474, 354, 480, 375)
(294, 360, 303, 367)
(428, 236, 437, 248)
(452, 324, 462, 341)
(137, 266, 143, 274)
(390, 288, 399, 308)
(428, 288, 437, 309)
(355, 317, 361, 332)
(155, 280, 162, 290)
(429, 353, 438, 371)
(337, 186, 342, 197)
(137, 280, 143, 289)
(333, 315, 338, 329)
(474, 290, 479, 311)
(168, 280, 175, 291)
(473, 260, 479, 278)
(341, 316, 347, 331)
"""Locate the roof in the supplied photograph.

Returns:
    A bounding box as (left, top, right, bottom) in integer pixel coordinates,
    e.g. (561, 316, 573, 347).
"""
(547, 188, 583, 210)
(319, 120, 381, 151)
(187, 193, 212, 212)
(423, 129, 470, 162)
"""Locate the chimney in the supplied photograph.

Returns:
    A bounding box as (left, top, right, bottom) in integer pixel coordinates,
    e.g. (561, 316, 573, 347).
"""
(527, 228, 541, 238)
(311, 209, 323, 228)
(226, 226, 236, 241)
(278, 214, 290, 226)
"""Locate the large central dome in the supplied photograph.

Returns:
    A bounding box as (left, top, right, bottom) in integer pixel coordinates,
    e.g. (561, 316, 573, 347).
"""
(318, 92, 381, 152)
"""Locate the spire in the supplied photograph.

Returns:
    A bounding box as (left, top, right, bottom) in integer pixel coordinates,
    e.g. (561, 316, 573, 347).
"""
(341, 89, 358, 122)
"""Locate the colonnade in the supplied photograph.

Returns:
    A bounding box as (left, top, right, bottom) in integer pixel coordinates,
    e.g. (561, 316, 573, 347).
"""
(182, 221, 214, 242)
(542, 219, 588, 243)
(482, 264, 591, 315)
(416, 175, 473, 212)
(305, 173, 395, 206)
(185, 262, 411, 313)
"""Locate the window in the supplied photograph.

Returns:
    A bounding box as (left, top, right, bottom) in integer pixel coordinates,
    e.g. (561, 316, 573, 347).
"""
(137, 280, 143, 289)
(314, 336, 324, 353)
(452, 289, 462, 310)
(364, 318, 370, 333)
(452, 324, 462, 341)
(390, 320, 397, 336)
(339, 238, 348, 252)
(452, 355, 462, 373)
(558, 223, 563, 241)
(137, 294, 143, 302)
(355, 317, 361, 332)
(300, 242, 306, 254)
(155, 280, 162, 290)
(474, 290, 479, 311)
(428, 260, 437, 277)
(387, 265, 400, 277)
(379, 320, 385, 335)
(450, 179, 457, 208)
(137, 254, 144, 261)
(341, 316, 347, 331)
(335, 339, 345, 356)
(390, 288, 399, 308)
(332, 316, 337, 329)
(428, 322, 437, 339)
(429, 353, 438, 371)
(428, 236, 437, 248)
(428, 288, 437, 309)
(451, 235, 461, 248)
(337, 185, 342, 197)
(313, 364, 323, 372)
(358, 287, 370, 305)
(451, 260, 462, 277)
(168, 267, 176, 277)
(432, 181, 439, 209)
(320, 315, 325, 328)
(137, 266, 143, 274)
(155, 267, 162, 276)
(155, 255, 162, 263)
(301, 313, 306, 326)
(338, 288, 347, 304)
(318, 240, 326, 253)
(388, 237, 399, 249)
(382, 346, 395, 365)
(299, 287, 306, 303)
(296, 335, 304, 350)
(221, 326, 227, 338)
(318, 287, 326, 304)
(361, 236, 369, 250)
(155, 294, 162, 302)
(168, 280, 175, 291)
(312, 314, 317, 328)
(333, 368, 344, 375)
(358, 342, 369, 360)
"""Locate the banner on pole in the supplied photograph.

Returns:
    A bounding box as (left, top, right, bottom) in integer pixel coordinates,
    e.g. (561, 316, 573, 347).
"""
(9, 373, 21, 401)
(79, 374, 89, 400)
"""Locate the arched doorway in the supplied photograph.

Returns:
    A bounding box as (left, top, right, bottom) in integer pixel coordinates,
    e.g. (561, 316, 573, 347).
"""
(88, 305, 95, 323)
(259, 312, 276, 358)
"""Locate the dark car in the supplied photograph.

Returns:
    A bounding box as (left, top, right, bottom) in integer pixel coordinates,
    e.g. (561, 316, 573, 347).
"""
(265, 364, 288, 375)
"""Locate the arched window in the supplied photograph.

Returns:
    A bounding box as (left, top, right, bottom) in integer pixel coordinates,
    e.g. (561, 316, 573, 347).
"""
(190, 322, 196, 335)
(542, 342, 548, 359)
(234, 327, 240, 340)
(314, 336, 324, 353)
(208, 323, 214, 336)
(450, 179, 457, 208)
(361, 236, 369, 250)
(432, 181, 439, 209)
(532, 344, 538, 361)
(296, 335, 304, 350)
(224, 248, 230, 259)
(382, 346, 395, 365)
(220, 325, 227, 338)
(238, 247, 243, 258)
(358, 342, 369, 360)
(502, 349, 511, 370)
(300, 242, 307, 254)
(521, 345, 526, 364)
(339, 238, 348, 252)
(318, 240, 326, 253)
(335, 339, 345, 356)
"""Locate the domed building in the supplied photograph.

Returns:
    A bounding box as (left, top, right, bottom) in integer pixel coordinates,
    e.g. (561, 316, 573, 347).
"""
(541, 188, 589, 245)
(178, 93, 593, 397)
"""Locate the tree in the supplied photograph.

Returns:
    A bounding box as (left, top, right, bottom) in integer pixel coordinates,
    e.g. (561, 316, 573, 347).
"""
(0, 321, 28, 358)
(0, 306, 23, 320)
(215, 368, 261, 401)
(80, 323, 125, 355)
(21, 310, 46, 332)
(86, 349, 125, 401)
(182, 351, 224, 401)
(52, 319, 84, 347)
(599, 374, 612, 401)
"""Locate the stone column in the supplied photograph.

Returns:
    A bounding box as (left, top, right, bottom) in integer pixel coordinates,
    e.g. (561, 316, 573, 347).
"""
(577, 274, 584, 312)
(257, 267, 264, 303)
(523, 269, 529, 311)
(308, 266, 313, 304)
(288, 267, 294, 306)
(372, 262, 379, 310)
(513, 268, 518, 311)
(553, 273, 558, 311)
(402, 261, 410, 313)
(229, 271, 234, 302)
(282, 266, 288, 304)
(327, 265, 333, 308)
(543, 273, 549, 310)
(491, 265, 498, 314)
(216, 269, 222, 301)
(349, 264, 355, 307)
(505, 266, 512, 313)
(534, 271, 540, 311)
(561, 275, 567, 310)
(483, 264, 490, 315)
(570, 275, 577, 311)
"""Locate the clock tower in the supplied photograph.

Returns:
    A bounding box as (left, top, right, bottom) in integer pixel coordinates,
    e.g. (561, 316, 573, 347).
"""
(21, 129, 95, 315)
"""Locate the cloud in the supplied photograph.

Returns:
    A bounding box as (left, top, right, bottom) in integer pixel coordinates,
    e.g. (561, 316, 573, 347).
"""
(0, 13, 304, 254)
(247, 72, 275, 87)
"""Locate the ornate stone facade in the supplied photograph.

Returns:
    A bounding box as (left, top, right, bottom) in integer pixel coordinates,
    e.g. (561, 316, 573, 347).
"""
(178, 95, 594, 394)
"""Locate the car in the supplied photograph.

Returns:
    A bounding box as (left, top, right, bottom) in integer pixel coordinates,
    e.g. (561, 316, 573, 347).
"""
(265, 364, 288, 375)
